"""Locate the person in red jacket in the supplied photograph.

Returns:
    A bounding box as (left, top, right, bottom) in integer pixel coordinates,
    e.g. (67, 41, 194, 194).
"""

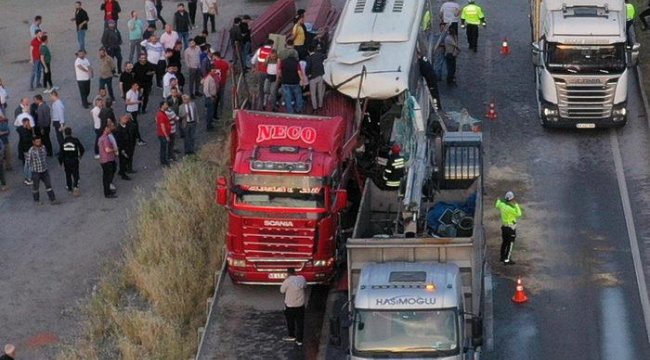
(156, 101, 171, 166)
(211, 51, 230, 119)
(101, 0, 122, 28)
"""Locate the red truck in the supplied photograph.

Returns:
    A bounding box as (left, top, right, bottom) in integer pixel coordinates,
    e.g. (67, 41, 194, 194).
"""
(216, 104, 359, 284)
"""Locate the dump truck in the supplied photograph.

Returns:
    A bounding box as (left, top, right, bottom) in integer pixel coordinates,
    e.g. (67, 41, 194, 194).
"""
(531, 0, 640, 128)
(325, 84, 486, 357)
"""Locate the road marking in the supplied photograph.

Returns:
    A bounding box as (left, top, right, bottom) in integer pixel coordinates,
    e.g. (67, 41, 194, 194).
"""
(610, 130, 650, 346)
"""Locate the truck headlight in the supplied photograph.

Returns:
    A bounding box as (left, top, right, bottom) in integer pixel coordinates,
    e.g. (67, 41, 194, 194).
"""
(313, 258, 334, 267)
(612, 108, 627, 116)
(227, 257, 246, 268)
(543, 108, 558, 116)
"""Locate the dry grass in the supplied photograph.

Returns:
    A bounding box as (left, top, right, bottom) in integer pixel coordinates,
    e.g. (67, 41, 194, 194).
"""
(58, 140, 230, 360)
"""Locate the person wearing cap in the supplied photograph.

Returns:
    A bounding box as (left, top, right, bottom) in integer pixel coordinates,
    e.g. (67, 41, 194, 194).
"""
(382, 144, 405, 189)
(460, 0, 486, 52)
(1, 344, 16, 360)
(496, 191, 523, 265)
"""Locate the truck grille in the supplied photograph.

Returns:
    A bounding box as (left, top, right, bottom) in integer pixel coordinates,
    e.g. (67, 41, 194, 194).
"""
(242, 225, 316, 268)
(555, 80, 616, 119)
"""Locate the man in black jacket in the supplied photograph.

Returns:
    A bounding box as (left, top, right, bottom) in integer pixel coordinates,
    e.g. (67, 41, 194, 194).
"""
(1, 344, 16, 360)
(114, 114, 137, 180)
(101, 20, 123, 74)
(58, 127, 85, 194)
(174, 3, 191, 49)
(417, 54, 442, 110)
(17, 118, 34, 185)
(133, 53, 156, 113)
(72, 1, 89, 52)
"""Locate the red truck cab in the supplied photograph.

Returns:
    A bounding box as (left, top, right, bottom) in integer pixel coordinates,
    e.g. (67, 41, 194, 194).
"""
(216, 109, 357, 284)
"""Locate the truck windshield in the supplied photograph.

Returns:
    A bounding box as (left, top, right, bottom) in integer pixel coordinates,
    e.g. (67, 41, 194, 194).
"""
(545, 43, 625, 74)
(233, 175, 326, 210)
(354, 309, 459, 357)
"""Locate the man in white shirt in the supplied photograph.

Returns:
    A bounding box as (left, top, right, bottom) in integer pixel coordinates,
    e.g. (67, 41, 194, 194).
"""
(144, 0, 158, 28)
(74, 50, 93, 108)
(159, 24, 179, 51)
(200, 0, 218, 33)
(91, 97, 104, 158)
(162, 66, 178, 98)
(49, 90, 66, 150)
(440, 0, 461, 37)
(125, 82, 145, 145)
(15, 110, 35, 128)
(280, 268, 307, 346)
(141, 36, 166, 87)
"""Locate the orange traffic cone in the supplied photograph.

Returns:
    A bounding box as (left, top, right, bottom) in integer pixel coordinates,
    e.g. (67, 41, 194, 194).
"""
(486, 102, 497, 121)
(512, 277, 529, 303)
(501, 37, 510, 56)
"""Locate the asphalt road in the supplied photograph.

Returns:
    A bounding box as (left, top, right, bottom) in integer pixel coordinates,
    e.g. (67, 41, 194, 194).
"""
(0, 0, 235, 358)
(435, 0, 650, 358)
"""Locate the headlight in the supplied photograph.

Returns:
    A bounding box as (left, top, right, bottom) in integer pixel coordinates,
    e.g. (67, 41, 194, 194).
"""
(543, 108, 558, 116)
(612, 108, 627, 116)
(227, 258, 246, 267)
(313, 258, 334, 267)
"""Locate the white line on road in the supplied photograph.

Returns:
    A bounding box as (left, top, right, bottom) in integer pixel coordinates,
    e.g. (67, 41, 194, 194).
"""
(610, 130, 650, 346)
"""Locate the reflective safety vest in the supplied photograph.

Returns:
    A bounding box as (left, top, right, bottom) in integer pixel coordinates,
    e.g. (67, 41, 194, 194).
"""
(495, 199, 523, 227)
(382, 155, 405, 188)
(256, 45, 273, 73)
(626, 3, 635, 21)
(461, 4, 485, 25)
(421, 9, 432, 31)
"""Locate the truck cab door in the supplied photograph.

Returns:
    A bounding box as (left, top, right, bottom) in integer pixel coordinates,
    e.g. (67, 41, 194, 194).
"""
(627, 43, 641, 67)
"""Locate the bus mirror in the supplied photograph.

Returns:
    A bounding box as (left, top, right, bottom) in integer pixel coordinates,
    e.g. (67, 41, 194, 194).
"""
(531, 42, 542, 67)
(216, 176, 227, 205)
(335, 190, 348, 212)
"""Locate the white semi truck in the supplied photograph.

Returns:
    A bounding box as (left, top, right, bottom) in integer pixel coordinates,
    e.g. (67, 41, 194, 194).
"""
(344, 125, 486, 359)
(531, 0, 640, 128)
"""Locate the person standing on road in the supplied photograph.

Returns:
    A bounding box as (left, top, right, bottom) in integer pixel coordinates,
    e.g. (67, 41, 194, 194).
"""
(496, 191, 523, 265)
(27, 136, 58, 204)
(119, 62, 136, 100)
(443, 28, 460, 85)
(280, 268, 306, 347)
(144, 0, 158, 29)
(179, 94, 198, 155)
(156, 101, 172, 166)
(212, 51, 230, 119)
(174, 3, 191, 49)
(72, 2, 89, 52)
(201, 65, 218, 131)
(34, 94, 53, 157)
(187, 0, 198, 29)
(127, 11, 145, 63)
(133, 53, 156, 116)
(91, 97, 104, 158)
(75, 50, 93, 108)
(626, 0, 636, 44)
(184, 39, 202, 98)
(460, 0, 485, 52)
(141, 35, 166, 88)
(125, 82, 144, 143)
(155, 0, 167, 28)
(30, 16, 42, 38)
(17, 117, 35, 185)
(49, 90, 66, 151)
(201, 0, 218, 34)
(58, 127, 85, 195)
(29, 30, 44, 91)
(1, 344, 16, 360)
(230, 17, 243, 66)
(98, 47, 117, 100)
(0, 115, 11, 171)
(40, 35, 56, 93)
(440, 0, 461, 38)
(0, 140, 7, 192)
(251, 39, 274, 109)
(100, 0, 121, 28)
(115, 114, 136, 180)
(102, 20, 123, 76)
(98, 125, 119, 198)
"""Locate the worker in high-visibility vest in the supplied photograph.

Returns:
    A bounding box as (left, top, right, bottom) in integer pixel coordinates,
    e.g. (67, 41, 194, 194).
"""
(460, 0, 486, 52)
(382, 144, 406, 189)
(495, 191, 523, 265)
(625, 0, 636, 44)
(251, 39, 274, 110)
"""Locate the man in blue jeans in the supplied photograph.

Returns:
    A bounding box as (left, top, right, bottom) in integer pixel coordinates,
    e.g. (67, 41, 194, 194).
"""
(278, 55, 305, 113)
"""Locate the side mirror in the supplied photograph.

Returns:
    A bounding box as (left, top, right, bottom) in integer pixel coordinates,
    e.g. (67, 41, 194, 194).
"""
(334, 190, 348, 212)
(215, 176, 227, 205)
(627, 43, 641, 67)
(531, 42, 542, 67)
(471, 317, 483, 347)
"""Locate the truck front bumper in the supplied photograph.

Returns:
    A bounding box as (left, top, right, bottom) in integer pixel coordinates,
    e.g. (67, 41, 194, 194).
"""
(540, 101, 627, 129)
(227, 264, 335, 285)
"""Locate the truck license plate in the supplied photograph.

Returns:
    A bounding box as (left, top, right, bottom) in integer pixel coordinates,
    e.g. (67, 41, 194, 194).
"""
(576, 123, 596, 129)
(269, 273, 287, 279)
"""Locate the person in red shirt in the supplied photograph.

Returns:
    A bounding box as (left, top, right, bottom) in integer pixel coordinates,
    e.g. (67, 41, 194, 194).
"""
(100, 0, 122, 28)
(211, 50, 230, 119)
(29, 30, 44, 91)
(156, 101, 171, 166)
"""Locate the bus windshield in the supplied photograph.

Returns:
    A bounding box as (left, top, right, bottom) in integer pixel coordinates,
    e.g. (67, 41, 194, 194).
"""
(354, 309, 459, 357)
(545, 43, 625, 74)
